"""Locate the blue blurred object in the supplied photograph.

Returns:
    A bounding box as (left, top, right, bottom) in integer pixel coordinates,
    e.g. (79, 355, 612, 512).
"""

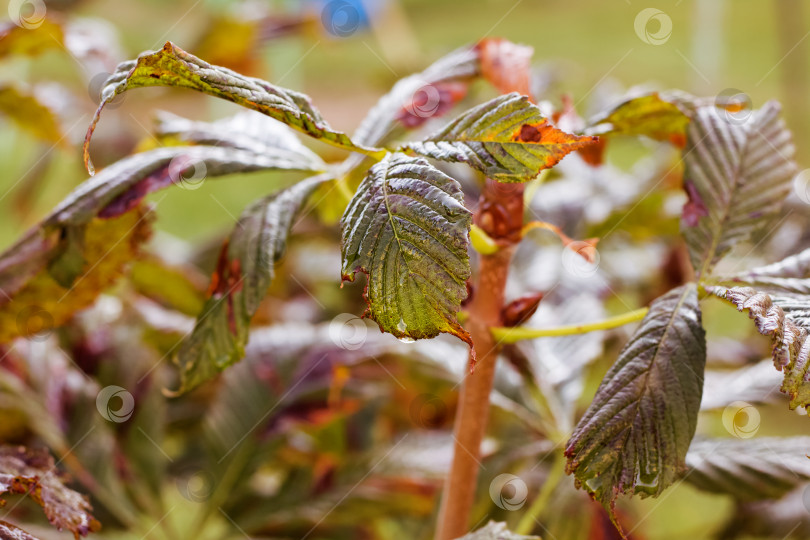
(314, 0, 379, 37)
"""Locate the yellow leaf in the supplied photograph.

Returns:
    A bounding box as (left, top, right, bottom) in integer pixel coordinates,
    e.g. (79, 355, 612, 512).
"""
(0, 208, 153, 343)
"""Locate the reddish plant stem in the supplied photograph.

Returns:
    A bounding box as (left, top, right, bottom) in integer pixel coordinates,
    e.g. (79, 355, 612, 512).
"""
(435, 180, 523, 540)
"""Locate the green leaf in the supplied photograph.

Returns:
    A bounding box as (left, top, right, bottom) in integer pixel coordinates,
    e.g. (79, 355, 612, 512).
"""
(454, 522, 539, 540)
(709, 285, 810, 410)
(680, 102, 797, 277)
(565, 283, 706, 514)
(84, 41, 381, 174)
(685, 437, 810, 500)
(587, 92, 691, 146)
(340, 153, 472, 349)
(0, 445, 100, 537)
(352, 44, 480, 147)
(171, 176, 325, 394)
(401, 93, 598, 183)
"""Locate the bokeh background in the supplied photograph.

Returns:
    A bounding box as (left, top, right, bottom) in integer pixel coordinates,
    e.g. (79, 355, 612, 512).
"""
(1, 1, 810, 539)
(2, 0, 809, 249)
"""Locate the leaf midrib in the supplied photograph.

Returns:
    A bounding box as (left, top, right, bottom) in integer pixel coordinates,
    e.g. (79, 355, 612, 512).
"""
(609, 286, 692, 488)
(696, 114, 753, 278)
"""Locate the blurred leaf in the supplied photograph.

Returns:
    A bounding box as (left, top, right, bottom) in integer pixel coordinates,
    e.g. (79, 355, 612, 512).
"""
(402, 93, 598, 183)
(84, 42, 378, 173)
(588, 93, 690, 147)
(709, 285, 810, 410)
(152, 111, 325, 169)
(61, 145, 319, 224)
(0, 519, 40, 539)
(0, 85, 63, 144)
(0, 19, 64, 58)
(193, 16, 258, 73)
(722, 484, 810, 538)
(713, 247, 810, 296)
(476, 37, 534, 97)
(685, 437, 810, 500)
(340, 154, 472, 349)
(0, 142, 309, 309)
(455, 521, 539, 539)
(680, 102, 797, 277)
(0, 445, 100, 537)
(171, 176, 325, 394)
(130, 256, 207, 316)
(0, 208, 152, 343)
(565, 284, 706, 519)
(353, 44, 480, 147)
(310, 177, 351, 225)
(700, 359, 783, 410)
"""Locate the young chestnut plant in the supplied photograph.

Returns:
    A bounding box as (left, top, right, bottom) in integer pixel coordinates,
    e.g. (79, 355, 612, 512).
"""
(1, 34, 809, 540)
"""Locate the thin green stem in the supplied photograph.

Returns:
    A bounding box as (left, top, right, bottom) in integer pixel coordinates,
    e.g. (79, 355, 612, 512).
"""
(491, 307, 649, 344)
(515, 450, 566, 535)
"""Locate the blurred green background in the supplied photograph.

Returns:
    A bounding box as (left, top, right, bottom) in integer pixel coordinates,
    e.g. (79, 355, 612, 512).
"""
(1, 0, 808, 251)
